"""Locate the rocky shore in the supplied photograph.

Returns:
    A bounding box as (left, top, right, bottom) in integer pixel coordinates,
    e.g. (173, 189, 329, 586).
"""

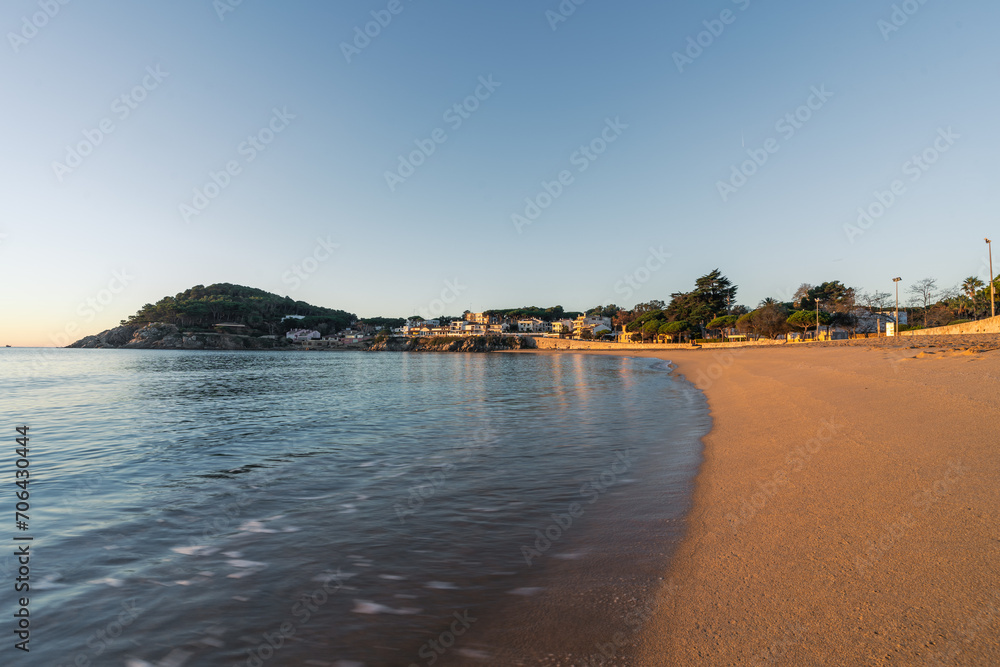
(67, 323, 289, 350)
(367, 335, 537, 352)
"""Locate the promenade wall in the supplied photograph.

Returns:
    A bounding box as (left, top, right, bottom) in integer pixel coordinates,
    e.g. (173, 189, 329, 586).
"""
(900, 314, 1000, 336)
(532, 338, 787, 351)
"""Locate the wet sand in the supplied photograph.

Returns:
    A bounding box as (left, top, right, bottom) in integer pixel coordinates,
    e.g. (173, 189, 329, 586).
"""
(529, 336, 1000, 665)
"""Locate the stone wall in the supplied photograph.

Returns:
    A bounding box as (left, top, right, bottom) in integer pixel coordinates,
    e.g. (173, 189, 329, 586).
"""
(532, 338, 787, 351)
(900, 315, 1000, 337)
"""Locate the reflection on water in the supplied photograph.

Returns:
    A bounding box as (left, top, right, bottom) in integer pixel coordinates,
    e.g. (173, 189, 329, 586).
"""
(1, 349, 707, 666)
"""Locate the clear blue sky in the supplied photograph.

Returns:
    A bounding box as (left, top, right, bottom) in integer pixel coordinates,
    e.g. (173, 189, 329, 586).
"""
(2, 0, 998, 345)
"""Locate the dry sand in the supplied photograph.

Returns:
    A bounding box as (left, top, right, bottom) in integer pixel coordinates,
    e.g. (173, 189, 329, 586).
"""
(539, 336, 1000, 665)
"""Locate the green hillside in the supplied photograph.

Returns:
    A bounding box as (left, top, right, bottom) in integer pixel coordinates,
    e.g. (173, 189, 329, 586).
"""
(122, 283, 356, 334)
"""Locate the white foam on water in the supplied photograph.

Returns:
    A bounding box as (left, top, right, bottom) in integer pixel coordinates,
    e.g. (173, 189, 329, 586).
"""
(378, 574, 405, 580)
(226, 559, 267, 579)
(350, 600, 420, 615)
(34, 574, 66, 590)
(313, 571, 356, 583)
(87, 577, 124, 588)
(456, 648, 491, 660)
(425, 581, 457, 590)
(237, 520, 277, 534)
(171, 545, 220, 556)
(222, 551, 243, 558)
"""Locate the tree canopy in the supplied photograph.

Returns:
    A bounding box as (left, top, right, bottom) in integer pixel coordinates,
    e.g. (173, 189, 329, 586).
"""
(663, 269, 738, 326)
(483, 306, 580, 321)
(122, 283, 356, 334)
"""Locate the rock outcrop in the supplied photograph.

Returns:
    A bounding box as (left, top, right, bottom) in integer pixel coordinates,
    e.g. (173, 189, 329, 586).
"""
(367, 335, 537, 352)
(68, 323, 289, 350)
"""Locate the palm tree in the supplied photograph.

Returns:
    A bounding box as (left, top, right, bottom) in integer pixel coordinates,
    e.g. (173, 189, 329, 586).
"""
(759, 297, 779, 307)
(962, 276, 985, 318)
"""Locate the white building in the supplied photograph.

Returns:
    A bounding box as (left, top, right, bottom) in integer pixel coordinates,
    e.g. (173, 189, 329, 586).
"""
(286, 329, 321, 342)
(450, 321, 486, 335)
(517, 318, 551, 333)
(573, 315, 612, 337)
(549, 319, 575, 335)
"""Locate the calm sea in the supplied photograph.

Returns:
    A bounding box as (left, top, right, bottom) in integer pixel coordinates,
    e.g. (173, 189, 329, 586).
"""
(0, 349, 708, 666)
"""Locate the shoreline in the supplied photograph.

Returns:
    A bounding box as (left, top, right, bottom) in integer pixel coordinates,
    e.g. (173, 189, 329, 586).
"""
(520, 338, 1000, 665)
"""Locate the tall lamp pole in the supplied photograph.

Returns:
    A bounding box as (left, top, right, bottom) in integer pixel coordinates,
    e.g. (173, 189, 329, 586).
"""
(892, 277, 902, 336)
(815, 298, 820, 340)
(987, 238, 995, 319)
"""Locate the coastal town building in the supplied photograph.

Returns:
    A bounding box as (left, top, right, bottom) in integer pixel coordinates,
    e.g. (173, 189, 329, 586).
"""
(549, 319, 575, 336)
(450, 320, 485, 335)
(465, 312, 502, 326)
(286, 329, 321, 342)
(517, 318, 551, 333)
(402, 319, 441, 337)
(573, 315, 613, 337)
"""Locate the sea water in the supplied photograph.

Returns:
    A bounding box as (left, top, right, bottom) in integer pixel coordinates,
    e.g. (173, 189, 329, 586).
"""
(0, 349, 708, 666)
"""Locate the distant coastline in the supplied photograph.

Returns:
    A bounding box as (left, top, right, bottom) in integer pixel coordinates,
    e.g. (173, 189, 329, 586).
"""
(67, 322, 537, 353)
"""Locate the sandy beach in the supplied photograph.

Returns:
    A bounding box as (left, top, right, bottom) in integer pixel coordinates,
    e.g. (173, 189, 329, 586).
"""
(535, 335, 1000, 665)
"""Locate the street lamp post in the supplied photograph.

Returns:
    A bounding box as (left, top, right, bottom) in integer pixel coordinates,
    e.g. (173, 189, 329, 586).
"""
(892, 277, 902, 336)
(987, 238, 995, 319)
(815, 298, 820, 340)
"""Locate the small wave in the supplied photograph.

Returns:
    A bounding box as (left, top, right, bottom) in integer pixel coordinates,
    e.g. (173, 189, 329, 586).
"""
(351, 600, 421, 615)
(171, 545, 220, 556)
